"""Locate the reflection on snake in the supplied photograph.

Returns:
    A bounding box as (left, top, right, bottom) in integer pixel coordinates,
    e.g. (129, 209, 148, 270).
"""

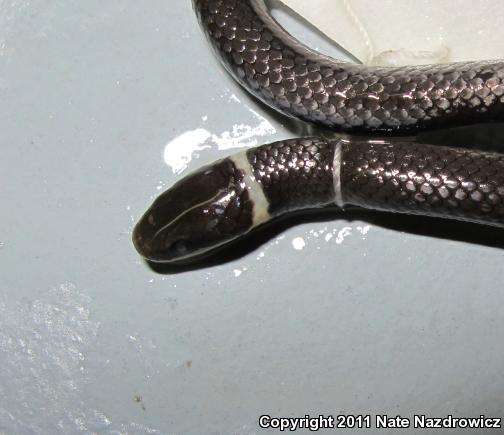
(133, 0, 504, 263)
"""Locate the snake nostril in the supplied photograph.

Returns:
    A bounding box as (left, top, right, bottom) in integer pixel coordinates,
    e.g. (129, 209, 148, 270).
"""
(132, 231, 152, 258)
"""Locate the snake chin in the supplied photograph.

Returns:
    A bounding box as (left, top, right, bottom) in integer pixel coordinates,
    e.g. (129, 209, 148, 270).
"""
(133, 160, 254, 263)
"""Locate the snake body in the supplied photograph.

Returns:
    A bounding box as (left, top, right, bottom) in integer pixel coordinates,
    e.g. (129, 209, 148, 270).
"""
(133, 0, 504, 263)
(195, 0, 504, 133)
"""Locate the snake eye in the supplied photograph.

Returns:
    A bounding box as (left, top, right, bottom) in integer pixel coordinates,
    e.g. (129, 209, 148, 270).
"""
(171, 240, 191, 257)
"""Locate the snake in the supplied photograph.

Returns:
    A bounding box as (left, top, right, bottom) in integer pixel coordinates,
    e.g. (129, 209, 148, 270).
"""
(133, 0, 504, 263)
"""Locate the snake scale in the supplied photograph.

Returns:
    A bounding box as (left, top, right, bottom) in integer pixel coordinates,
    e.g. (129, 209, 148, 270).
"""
(133, 0, 504, 263)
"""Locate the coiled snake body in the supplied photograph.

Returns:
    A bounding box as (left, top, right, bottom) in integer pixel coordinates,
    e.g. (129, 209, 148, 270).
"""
(133, 0, 504, 263)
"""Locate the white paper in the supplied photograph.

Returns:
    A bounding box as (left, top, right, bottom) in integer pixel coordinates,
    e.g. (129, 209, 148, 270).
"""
(279, 0, 503, 65)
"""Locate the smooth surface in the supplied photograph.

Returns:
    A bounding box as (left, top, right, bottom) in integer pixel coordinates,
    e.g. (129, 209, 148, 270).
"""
(1, 2, 503, 434)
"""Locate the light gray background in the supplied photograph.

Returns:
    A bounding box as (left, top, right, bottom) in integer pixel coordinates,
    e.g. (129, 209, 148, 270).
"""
(1, 1, 503, 434)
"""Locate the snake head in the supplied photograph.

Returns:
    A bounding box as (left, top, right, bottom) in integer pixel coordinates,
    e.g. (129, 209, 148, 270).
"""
(133, 159, 254, 263)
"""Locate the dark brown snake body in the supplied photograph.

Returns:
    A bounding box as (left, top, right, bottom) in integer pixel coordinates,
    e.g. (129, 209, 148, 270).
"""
(195, 0, 504, 133)
(133, 0, 504, 263)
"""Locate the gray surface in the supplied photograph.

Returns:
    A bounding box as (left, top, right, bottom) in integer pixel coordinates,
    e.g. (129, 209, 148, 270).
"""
(1, 1, 503, 434)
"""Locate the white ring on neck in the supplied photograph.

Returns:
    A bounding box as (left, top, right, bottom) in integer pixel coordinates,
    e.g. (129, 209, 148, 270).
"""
(229, 151, 271, 227)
